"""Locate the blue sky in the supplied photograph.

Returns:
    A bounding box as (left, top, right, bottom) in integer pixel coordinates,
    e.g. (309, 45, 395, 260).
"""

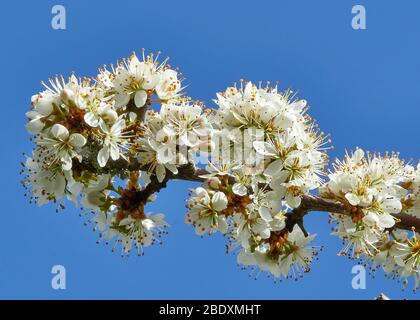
(1, 0, 420, 299)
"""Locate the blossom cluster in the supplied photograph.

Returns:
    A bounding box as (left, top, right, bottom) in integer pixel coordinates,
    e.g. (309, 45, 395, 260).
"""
(22, 51, 420, 289)
(320, 149, 420, 289)
(23, 51, 189, 255)
(185, 82, 329, 280)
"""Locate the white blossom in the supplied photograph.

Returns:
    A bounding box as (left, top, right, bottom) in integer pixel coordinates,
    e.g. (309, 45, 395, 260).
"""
(37, 124, 86, 170)
(185, 188, 228, 235)
(97, 118, 130, 167)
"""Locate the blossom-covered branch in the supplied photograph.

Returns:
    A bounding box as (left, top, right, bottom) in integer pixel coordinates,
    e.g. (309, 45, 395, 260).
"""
(126, 165, 420, 232)
(22, 50, 420, 290)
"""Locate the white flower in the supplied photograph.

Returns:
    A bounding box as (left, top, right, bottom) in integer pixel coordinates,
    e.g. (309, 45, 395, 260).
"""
(120, 213, 168, 253)
(25, 90, 59, 133)
(83, 90, 118, 127)
(23, 150, 67, 205)
(138, 126, 179, 182)
(278, 225, 317, 277)
(213, 81, 307, 132)
(362, 211, 395, 229)
(26, 75, 107, 135)
(138, 101, 211, 182)
(97, 118, 129, 167)
(238, 247, 281, 278)
(199, 161, 240, 179)
(185, 188, 228, 235)
(332, 215, 380, 258)
(100, 212, 169, 255)
(82, 174, 112, 209)
(159, 101, 212, 148)
(31, 90, 58, 116)
(236, 225, 317, 280)
(113, 54, 160, 108)
(387, 231, 420, 289)
(233, 211, 271, 249)
(25, 110, 46, 134)
(401, 163, 420, 218)
(37, 124, 86, 170)
(156, 69, 182, 101)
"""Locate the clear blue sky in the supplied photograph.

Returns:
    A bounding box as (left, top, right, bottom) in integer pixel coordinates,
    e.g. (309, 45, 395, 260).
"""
(1, 0, 420, 299)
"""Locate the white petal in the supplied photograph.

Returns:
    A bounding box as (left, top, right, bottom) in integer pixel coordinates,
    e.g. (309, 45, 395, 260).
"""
(253, 222, 271, 239)
(35, 99, 54, 116)
(381, 198, 402, 214)
(156, 164, 166, 183)
(97, 146, 109, 167)
(287, 194, 302, 208)
(53, 174, 66, 198)
(288, 99, 307, 111)
(99, 119, 110, 132)
(378, 213, 395, 229)
(352, 149, 365, 164)
(103, 109, 118, 124)
(253, 141, 277, 157)
(114, 92, 130, 108)
(51, 124, 69, 140)
(259, 207, 273, 222)
(270, 171, 290, 186)
(156, 146, 175, 164)
(84, 112, 99, 127)
(142, 219, 156, 230)
(237, 250, 256, 265)
(134, 90, 147, 108)
(85, 191, 104, 208)
(111, 118, 126, 132)
(362, 212, 379, 227)
(129, 112, 137, 122)
(217, 216, 228, 234)
(345, 193, 360, 206)
(264, 159, 283, 177)
(110, 145, 120, 161)
(232, 183, 247, 196)
(61, 153, 73, 171)
(211, 192, 228, 211)
(25, 118, 44, 133)
(69, 133, 87, 147)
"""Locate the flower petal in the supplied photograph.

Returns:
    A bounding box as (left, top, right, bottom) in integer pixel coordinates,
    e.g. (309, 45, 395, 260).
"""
(110, 145, 120, 161)
(345, 193, 360, 206)
(211, 191, 228, 211)
(51, 124, 69, 140)
(259, 207, 273, 222)
(156, 164, 166, 183)
(25, 118, 44, 134)
(264, 159, 283, 177)
(69, 133, 87, 147)
(134, 90, 148, 108)
(97, 146, 109, 167)
(114, 92, 130, 108)
(232, 183, 248, 196)
(84, 112, 99, 127)
(253, 141, 277, 157)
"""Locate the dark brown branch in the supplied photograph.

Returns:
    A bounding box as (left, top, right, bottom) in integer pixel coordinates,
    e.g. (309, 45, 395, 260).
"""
(80, 155, 420, 232)
(168, 166, 420, 232)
